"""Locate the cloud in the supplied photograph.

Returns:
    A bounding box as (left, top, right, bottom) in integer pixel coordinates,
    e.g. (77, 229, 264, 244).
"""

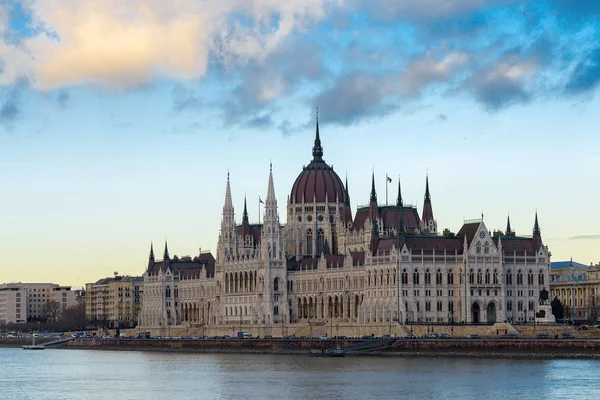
(564, 47, 600, 95)
(570, 234, 600, 240)
(437, 113, 448, 122)
(402, 51, 470, 95)
(2, 0, 327, 89)
(465, 51, 537, 110)
(0, 76, 29, 129)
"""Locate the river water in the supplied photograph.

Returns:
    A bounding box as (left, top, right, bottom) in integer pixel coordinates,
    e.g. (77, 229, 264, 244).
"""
(1, 348, 600, 399)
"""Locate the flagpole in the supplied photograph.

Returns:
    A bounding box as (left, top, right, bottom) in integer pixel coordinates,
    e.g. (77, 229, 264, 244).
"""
(386, 174, 388, 206)
(259, 197, 261, 225)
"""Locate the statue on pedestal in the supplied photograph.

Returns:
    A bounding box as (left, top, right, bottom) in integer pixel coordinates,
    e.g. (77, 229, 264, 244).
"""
(539, 288, 550, 305)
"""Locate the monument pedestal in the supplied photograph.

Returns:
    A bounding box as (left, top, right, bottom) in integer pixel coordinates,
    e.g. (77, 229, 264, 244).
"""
(535, 304, 555, 323)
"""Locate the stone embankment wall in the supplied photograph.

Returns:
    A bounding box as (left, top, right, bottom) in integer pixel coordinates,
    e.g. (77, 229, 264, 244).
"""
(68, 337, 600, 359)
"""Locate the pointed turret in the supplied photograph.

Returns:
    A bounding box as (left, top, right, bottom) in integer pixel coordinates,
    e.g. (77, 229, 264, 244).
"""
(147, 242, 155, 271)
(421, 173, 437, 234)
(506, 214, 512, 236)
(344, 174, 350, 206)
(163, 240, 170, 260)
(395, 206, 406, 250)
(262, 164, 281, 261)
(266, 162, 276, 203)
(533, 211, 542, 250)
(396, 175, 403, 207)
(218, 172, 237, 260)
(370, 171, 377, 203)
(241, 195, 250, 238)
(312, 108, 323, 161)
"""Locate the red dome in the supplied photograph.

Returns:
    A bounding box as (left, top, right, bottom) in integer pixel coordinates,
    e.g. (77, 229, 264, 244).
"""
(290, 120, 347, 205)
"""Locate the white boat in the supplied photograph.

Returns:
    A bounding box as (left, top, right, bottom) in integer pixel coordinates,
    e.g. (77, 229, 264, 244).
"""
(23, 334, 45, 350)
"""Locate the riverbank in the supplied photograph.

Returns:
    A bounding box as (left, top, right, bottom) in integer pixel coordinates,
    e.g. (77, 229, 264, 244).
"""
(57, 337, 600, 359)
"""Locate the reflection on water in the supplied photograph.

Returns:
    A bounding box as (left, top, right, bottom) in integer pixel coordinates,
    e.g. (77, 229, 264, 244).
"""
(1, 348, 599, 400)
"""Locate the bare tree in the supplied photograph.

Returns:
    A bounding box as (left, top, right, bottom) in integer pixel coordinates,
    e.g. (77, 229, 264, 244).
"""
(44, 300, 62, 322)
(588, 295, 600, 324)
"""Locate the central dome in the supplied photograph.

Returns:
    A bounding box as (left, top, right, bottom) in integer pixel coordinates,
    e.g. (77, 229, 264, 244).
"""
(290, 120, 346, 205)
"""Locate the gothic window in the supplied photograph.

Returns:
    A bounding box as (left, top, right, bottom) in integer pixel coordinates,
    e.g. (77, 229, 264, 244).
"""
(413, 270, 420, 285)
(528, 301, 534, 311)
(425, 301, 431, 312)
(436, 269, 442, 285)
(469, 269, 474, 284)
(507, 270, 513, 285)
(528, 270, 534, 285)
(416, 301, 420, 312)
(437, 301, 443, 312)
(448, 270, 454, 285)
(317, 228, 325, 255)
(485, 270, 490, 284)
(493, 269, 499, 284)
(425, 269, 431, 285)
(517, 301, 523, 311)
(274, 305, 279, 315)
(274, 277, 280, 292)
(449, 301, 454, 314)
(507, 301, 513, 311)
(477, 269, 483, 284)
(402, 269, 408, 285)
(538, 270, 544, 285)
(476, 241, 481, 254)
(517, 270, 523, 285)
(306, 229, 313, 255)
(484, 242, 489, 254)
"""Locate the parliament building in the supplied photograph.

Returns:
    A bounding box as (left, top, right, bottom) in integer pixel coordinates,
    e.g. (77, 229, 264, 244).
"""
(139, 119, 552, 335)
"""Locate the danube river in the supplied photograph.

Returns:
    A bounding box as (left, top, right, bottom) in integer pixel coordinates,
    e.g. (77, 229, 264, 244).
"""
(1, 348, 600, 399)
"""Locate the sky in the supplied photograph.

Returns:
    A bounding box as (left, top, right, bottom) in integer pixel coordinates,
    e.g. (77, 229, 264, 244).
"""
(1, 0, 600, 288)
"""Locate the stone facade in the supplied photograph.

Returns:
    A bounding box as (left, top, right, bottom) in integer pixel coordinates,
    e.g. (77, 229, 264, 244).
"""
(550, 261, 600, 322)
(0, 283, 76, 324)
(139, 121, 552, 335)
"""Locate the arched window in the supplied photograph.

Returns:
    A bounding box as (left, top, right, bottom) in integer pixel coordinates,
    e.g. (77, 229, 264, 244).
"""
(538, 270, 544, 285)
(506, 270, 513, 285)
(477, 269, 483, 284)
(448, 270, 454, 285)
(507, 301, 513, 311)
(469, 269, 475, 284)
(413, 270, 420, 285)
(528, 270, 534, 285)
(476, 241, 481, 254)
(436, 269, 443, 285)
(517, 270, 523, 285)
(425, 269, 431, 285)
(484, 242, 489, 254)
(368, 271, 371, 287)
(317, 228, 325, 255)
(402, 269, 408, 285)
(485, 269, 490, 284)
(493, 269, 499, 284)
(274, 305, 279, 315)
(274, 277, 280, 292)
(306, 229, 313, 255)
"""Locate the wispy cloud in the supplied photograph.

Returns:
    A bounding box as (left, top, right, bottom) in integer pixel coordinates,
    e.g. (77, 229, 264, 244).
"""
(570, 234, 600, 240)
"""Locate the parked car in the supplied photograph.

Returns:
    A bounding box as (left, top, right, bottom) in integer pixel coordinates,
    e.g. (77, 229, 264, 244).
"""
(405, 333, 416, 339)
(467, 333, 481, 339)
(427, 333, 439, 339)
(318, 335, 329, 339)
(536, 333, 549, 339)
(561, 333, 575, 339)
(439, 333, 452, 339)
(507, 333, 519, 339)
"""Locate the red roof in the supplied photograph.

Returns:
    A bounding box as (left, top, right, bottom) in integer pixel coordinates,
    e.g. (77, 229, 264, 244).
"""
(494, 237, 536, 255)
(457, 222, 479, 245)
(290, 160, 346, 204)
(353, 206, 421, 231)
(405, 236, 463, 253)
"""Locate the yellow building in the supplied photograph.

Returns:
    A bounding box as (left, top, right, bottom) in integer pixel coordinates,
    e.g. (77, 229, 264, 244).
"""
(550, 261, 600, 322)
(85, 275, 143, 328)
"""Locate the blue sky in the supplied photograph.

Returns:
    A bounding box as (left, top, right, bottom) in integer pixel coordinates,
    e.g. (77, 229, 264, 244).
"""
(1, 0, 600, 287)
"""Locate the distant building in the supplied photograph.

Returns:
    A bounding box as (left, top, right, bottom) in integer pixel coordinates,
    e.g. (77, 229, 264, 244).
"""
(0, 283, 77, 324)
(139, 118, 552, 333)
(85, 275, 143, 328)
(550, 261, 600, 321)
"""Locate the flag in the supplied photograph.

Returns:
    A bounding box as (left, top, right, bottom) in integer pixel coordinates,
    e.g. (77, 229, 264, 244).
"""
(259, 197, 264, 204)
(386, 174, 392, 183)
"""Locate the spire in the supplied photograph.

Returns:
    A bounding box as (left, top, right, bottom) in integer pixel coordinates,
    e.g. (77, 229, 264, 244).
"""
(312, 107, 323, 161)
(533, 211, 540, 236)
(396, 175, 403, 207)
(370, 170, 377, 203)
(424, 173, 431, 203)
(266, 162, 276, 203)
(224, 171, 233, 210)
(163, 241, 169, 260)
(243, 195, 249, 223)
(344, 174, 350, 205)
(149, 242, 155, 261)
(506, 214, 512, 236)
